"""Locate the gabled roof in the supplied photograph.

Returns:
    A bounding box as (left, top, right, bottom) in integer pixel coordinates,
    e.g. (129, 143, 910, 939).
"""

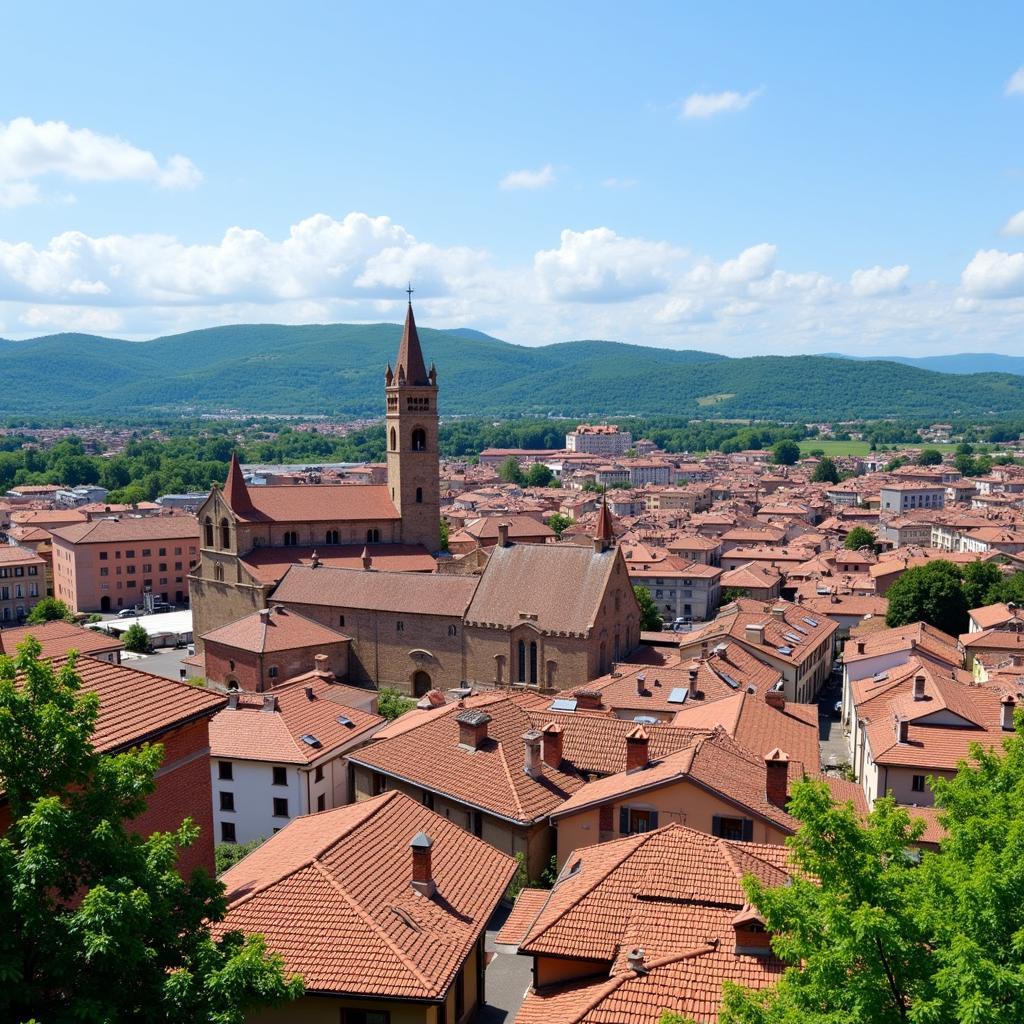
(200, 605, 348, 653)
(239, 544, 436, 585)
(842, 621, 960, 666)
(216, 791, 515, 1000)
(223, 483, 400, 524)
(50, 515, 199, 545)
(0, 620, 123, 660)
(394, 301, 430, 386)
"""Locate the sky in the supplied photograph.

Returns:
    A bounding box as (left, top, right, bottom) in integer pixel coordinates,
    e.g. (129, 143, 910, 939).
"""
(2, 2, 1024, 356)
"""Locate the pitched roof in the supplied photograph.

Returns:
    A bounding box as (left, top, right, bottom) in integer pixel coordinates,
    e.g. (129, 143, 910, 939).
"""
(209, 678, 382, 763)
(200, 605, 348, 653)
(0, 544, 45, 566)
(465, 543, 626, 637)
(223, 453, 256, 516)
(0, 620, 123, 661)
(272, 564, 477, 617)
(239, 544, 436, 585)
(50, 515, 199, 545)
(224, 483, 400, 524)
(217, 791, 515, 1000)
(394, 301, 430, 386)
(842, 621, 961, 666)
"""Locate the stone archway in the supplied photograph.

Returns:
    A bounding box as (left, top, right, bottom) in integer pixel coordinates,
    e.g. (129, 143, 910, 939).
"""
(412, 670, 432, 697)
(100, 596, 111, 612)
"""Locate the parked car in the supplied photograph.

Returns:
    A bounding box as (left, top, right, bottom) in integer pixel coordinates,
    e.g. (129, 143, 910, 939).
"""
(150, 602, 173, 614)
(117, 607, 141, 619)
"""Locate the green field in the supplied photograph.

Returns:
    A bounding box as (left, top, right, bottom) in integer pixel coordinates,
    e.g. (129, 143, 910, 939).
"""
(798, 439, 873, 456)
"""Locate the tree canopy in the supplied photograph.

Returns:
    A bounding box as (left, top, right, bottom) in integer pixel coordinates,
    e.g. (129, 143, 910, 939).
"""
(121, 622, 150, 653)
(917, 447, 944, 465)
(885, 560, 970, 636)
(547, 513, 574, 539)
(634, 586, 663, 631)
(0, 637, 302, 1022)
(772, 439, 801, 466)
(843, 526, 876, 551)
(810, 457, 840, 484)
(498, 456, 524, 485)
(25, 597, 75, 625)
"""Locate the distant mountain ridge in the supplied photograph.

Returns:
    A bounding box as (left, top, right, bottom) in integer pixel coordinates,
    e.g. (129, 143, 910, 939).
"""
(825, 352, 1024, 376)
(2, 323, 1023, 421)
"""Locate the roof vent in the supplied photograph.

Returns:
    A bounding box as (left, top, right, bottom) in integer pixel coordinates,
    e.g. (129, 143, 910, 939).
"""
(626, 948, 647, 974)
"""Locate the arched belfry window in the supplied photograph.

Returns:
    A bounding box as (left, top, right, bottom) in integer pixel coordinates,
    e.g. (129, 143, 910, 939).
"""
(220, 518, 230, 550)
(411, 428, 426, 452)
(517, 640, 526, 683)
(204, 517, 214, 548)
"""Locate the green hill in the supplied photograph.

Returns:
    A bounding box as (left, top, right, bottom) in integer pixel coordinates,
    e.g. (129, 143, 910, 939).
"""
(1, 323, 1022, 421)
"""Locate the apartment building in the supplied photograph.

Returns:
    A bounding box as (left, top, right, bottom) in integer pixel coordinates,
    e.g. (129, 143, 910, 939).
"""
(0, 545, 45, 623)
(879, 483, 946, 513)
(565, 424, 633, 456)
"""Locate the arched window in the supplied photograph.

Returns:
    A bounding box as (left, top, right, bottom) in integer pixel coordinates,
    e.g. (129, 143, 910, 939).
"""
(326, 529, 339, 545)
(390, 427, 397, 451)
(204, 517, 214, 548)
(529, 641, 538, 686)
(448, 624, 457, 636)
(366, 528, 380, 543)
(411, 428, 426, 452)
(283, 531, 297, 546)
(214, 563, 224, 582)
(220, 518, 230, 550)
(517, 640, 526, 683)
(416, 487, 423, 504)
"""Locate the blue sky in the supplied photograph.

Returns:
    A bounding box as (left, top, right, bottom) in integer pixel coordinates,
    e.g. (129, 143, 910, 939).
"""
(2, 2, 1024, 354)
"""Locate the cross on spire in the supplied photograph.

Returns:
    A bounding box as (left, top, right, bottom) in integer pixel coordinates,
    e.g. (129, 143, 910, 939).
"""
(406, 281, 414, 303)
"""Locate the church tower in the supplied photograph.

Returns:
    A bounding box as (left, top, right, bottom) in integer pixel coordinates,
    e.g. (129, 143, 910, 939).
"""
(386, 296, 440, 551)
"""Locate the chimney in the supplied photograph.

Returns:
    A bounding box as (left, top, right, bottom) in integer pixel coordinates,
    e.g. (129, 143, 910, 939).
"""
(764, 748, 789, 809)
(262, 694, 277, 713)
(574, 689, 603, 711)
(896, 715, 909, 743)
(227, 691, 239, 710)
(542, 722, 564, 770)
(625, 725, 650, 773)
(913, 674, 926, 701)
(310, 550, 321, 568)
(765, 684, 785, 710)
(259, 608, 271, 624)
(909, 638, 917, 651)
(636, 672, 647, 696)
(688, 667, 698, 686)
(771, 606, 786, 620)
(410, 832, 436, 898)
(304, 686, 316, 701)
(361, 546, 373, 570)
(626, 948, 647, 974)
(745, 623, 766, 645)
(1001, 694, 1016, 731)
(497, 521, 510, 548)
(856, 640, 866, 655)
(314, 653, 332, 679)
(457, 709, 491, 750)
(523, 729, 543, 777)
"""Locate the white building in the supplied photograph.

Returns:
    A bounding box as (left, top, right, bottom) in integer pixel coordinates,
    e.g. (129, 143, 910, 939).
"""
(566, 424, 633, 456)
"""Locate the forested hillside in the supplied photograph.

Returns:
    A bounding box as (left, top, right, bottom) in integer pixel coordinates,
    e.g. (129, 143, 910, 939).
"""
(3, 323, 1023, 421)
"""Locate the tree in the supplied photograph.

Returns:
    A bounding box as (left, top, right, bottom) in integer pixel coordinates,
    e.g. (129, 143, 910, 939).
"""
(546, 513, 574, 539)
(215, 835, 267, 876)
(498, 457, 524, 485)
(378, 687, 417, 721)
(439, 518, 450, 552)
(0, 637, 303, 1021)
(720, 587, 748, 604)
(25, 597, 75, 624)
(844, 526, 876, 551)
(917, 447, 944, 466)
(772, 439, 801, 466)
(960, 560, 1005, 609)
(885, 559, 969, 636)
(633, 586, 662, 631)
(525, 462, 555, 487)
(810, 456, 840, 484)
(121, 623, 150, 653)
(581, 480, 606, 493)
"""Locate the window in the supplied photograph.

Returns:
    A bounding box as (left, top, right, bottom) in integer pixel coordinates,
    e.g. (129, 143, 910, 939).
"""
(125, 550, 135, 558)
(159, 563, 167, 572)
(268, 666, 278, 679)
(99, 551, 108, 561)
(142, 564, 152, 573)
(517, 639, 526, 683)
(220, 822, 236, 843)
(100, 568, 109, 577)
(126, 565, 136, 575)
(219, 791, 235, 811)
(366, 528, 380, 543)
(396, 620, 404, 632)
(912, 775, 926, 792)
(220, 519, 230, 549)
(448, 624, 457, 636)
(339, 614, 346, 627)
(142, 549, 151, 557)
(326, 529, 339, 545)
(175, 561, 183, 570)
(273, 797, 289, 818)
(272, 766, 288, 786)
(712, 815, 753, 842)
(620, 807, 658, 835)
(529, 640, 538, 685)
(411, 427, 426, 451)
(283, 530, 298, 546)
(314, 765, 324, 783)
(390, 427, 396, 450)
(175, 547, 182, 555)
(218, 761, 233, 780)
(317, 793, 326, 812)
(372, 772, 387, 796)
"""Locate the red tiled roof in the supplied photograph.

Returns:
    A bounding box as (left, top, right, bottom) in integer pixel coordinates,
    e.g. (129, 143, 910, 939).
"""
(239, 544, 436, 585)
(0, 545, 45, 566)
(216, 791, 515, 1000)
(227, 484, 400, 524)
(0, 620, 123, 660)
(200, 606, 348, 653)
(50, 515, 199, 545)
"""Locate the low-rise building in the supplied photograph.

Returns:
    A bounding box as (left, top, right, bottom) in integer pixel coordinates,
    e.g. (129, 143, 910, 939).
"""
(0, 545, 46, 623)
(879, 483, 946, 513)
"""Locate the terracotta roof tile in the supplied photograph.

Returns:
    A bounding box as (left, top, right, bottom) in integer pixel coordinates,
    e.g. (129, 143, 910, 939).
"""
(200, 606, 348, 653)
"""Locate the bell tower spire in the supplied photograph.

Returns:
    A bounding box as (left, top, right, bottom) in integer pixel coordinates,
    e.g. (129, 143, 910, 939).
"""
(386, 286, 440, 552)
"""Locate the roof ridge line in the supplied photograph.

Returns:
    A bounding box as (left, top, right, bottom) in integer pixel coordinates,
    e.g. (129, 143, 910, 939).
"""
(495, 739, 530, 821)
(308, 855, 438, 995)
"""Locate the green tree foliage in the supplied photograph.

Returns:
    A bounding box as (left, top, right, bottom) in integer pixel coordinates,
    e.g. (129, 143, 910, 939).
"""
(525, 462, 555, 487)
(121, 623, 150, 653)
(843, 526, 877, 551)
(377, 687, 417, 720)
(546, 513, 574, 539)
(0, 638, 303, 1022)
(498, 456, 525, 485)
(917, 447, 944, 465)
(810, 456, 840, 484)
(439, 518, 450, 552)
(720, 587, 748, 604)
(885, 560, 969, 636)
(771, 439, 801, 466)
(25, 597, 75, 624)
(215, 836, 267, 876)
(581, 480, 606, 493)
(634, 586, 663, 631)
(960, 561, 1006, 609)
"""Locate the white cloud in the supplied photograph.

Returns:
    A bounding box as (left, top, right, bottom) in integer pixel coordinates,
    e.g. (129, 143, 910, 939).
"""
(1005, 67, 1024, 97)
(534, 227, 685, 302)
(681, 88, 762, 119)
(850, 264, 910, 296)
(1001, 209, 1024, 235)
(961, 249, 1024, 297)
(0, 117, 201, 205)
(601, 177, 638, 189)
(499, 164, 555, 190)
(653, 296, 709, 324)
(20, 305, 123, 333)
(718, 243, 777, 284)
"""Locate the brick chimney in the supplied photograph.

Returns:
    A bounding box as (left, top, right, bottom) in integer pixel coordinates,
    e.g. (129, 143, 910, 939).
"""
(304, 685, 316, 701)
(227, 691, 239, 710)
(361, 546, 373, 570)
(410, 832, 436, 898)
(523, 729, 543, 777)
(1001, 694, 1016, 731)
(456, 709, 491, 750)
(625, 725, 650, 773)
(542, 722, 563, 770)
(262, 693, 277, 713)
(688, 667, 698, 686)
(259, 608, 271, 624)
(764, 748, 789, 809)
(574, 689, 603, 711)
(913, 674, 926, 701)
(636, 672, 647, 697)
(896, 715, 909, 743)
(856, 640, 866, 655)
(313, 653, 332, 679)
(764, 685, 785, 710)
(770, 606, 786, 620)
(497, 522, 510, 548)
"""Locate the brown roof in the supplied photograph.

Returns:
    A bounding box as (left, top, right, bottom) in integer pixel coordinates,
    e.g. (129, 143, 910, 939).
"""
(0, 545, 44, 566)
(50, 515, 199, 545)
(225, 483, 400, 525)
(394, 301, 430, 386)
(465, 543, 628, 637)
(272, 564, 478, 617)
(200, 606, 348, 653)
(216, 791, 515, 1000)
(0, 621, 123, 661)
(238, 544, 436, 585)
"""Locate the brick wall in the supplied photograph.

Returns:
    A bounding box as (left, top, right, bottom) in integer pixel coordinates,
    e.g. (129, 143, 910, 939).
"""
(204, 638, 349, 691)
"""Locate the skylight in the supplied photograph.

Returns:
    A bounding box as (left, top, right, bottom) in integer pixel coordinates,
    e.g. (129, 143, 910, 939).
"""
(550, 698, 577, 712)
(300, 733, 322, 747)
(802, 617, 820, 627)
(668, 687, 689, 704)
(336, 714, 354, 728)
(720, 672, 741, 689)
(776, 645, 794, 655)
